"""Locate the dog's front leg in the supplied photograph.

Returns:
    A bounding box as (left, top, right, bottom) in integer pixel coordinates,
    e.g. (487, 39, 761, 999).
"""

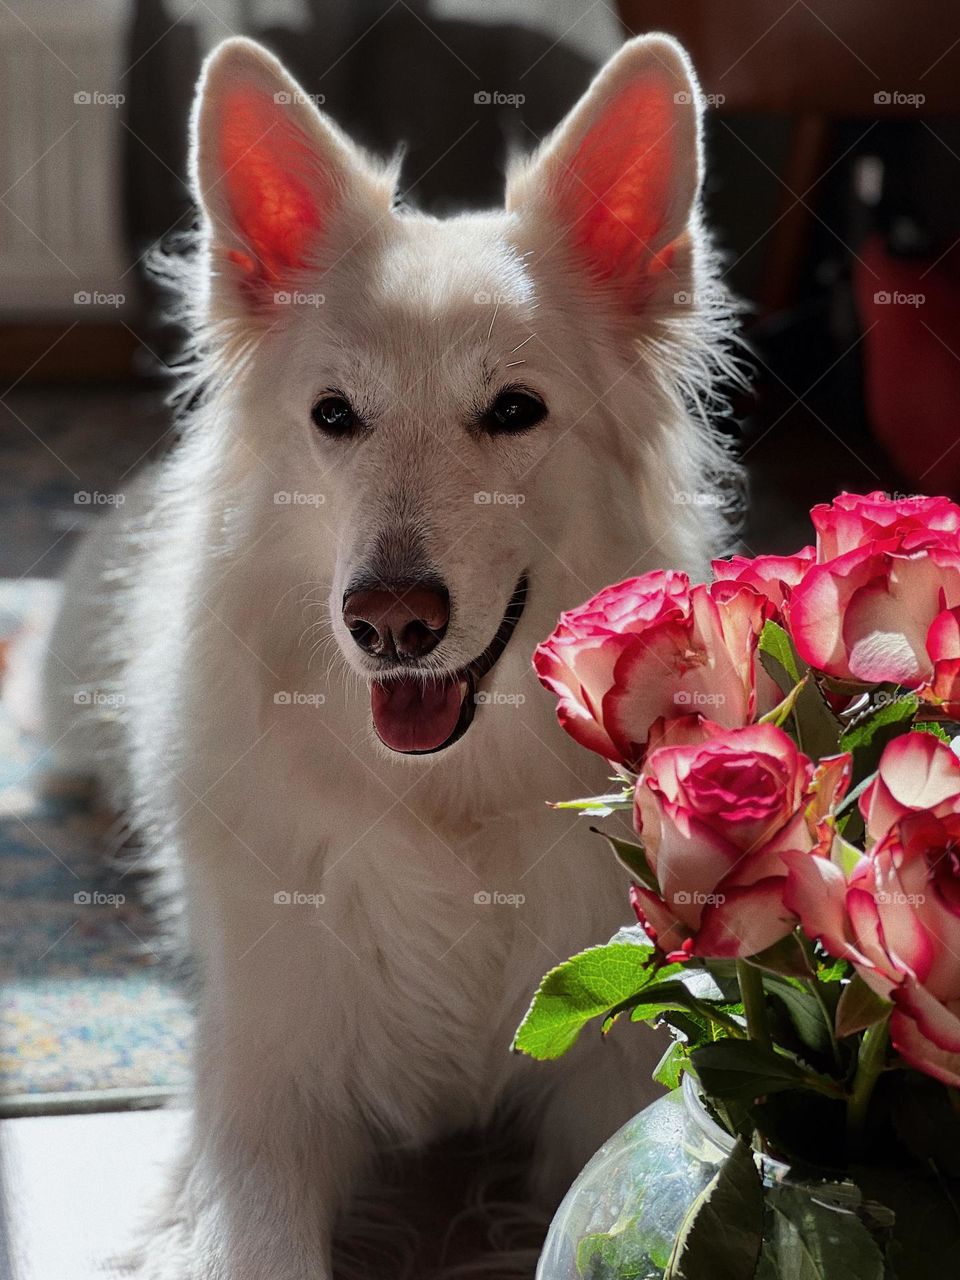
(145, 1046, 372, 1280)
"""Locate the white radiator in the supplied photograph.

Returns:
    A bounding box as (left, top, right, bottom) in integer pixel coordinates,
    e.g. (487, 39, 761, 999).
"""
(0, 2, 133, 319)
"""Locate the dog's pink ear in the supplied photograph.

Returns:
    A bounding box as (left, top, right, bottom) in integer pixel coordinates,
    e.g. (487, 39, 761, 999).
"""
(192, 39, 393, 300)
(507, 36, 702, 309)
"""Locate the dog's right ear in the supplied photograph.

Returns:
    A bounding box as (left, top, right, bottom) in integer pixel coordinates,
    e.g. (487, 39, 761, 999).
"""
(505, 35, 704, 316)
(191, 39, 394, 307)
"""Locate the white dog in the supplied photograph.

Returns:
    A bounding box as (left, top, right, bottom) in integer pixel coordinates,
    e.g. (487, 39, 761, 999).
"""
(43, 31, 735, 1279)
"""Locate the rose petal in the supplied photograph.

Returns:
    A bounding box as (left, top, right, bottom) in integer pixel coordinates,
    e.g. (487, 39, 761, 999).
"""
(812, 492, 960, 560)
(860, 732, 960, 841)
(711, 547, 816, 613)
(893, 979, 960, 1052)
(890, 1007, 960, 1087)
(805, 753, 853, 832)
(629, 883, 691, 958)
(927, 605, 960, 664)
(693, 877, 795, 958)
(782, 849, 858, 962)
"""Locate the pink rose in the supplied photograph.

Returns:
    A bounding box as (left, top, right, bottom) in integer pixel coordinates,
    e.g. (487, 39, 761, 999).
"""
(812, 491, 960, 561)
(860, 730, 960, 840)
(712, 547, 815, 615)
(629, 721, 849, 959)
(920, 606, 960, 715)
(785, 734, 960, 1087)
(788, 532, 960, 686)
(534, 572, 770, 770)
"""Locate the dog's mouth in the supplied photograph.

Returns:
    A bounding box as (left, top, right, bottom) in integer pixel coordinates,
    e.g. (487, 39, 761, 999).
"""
(369, 576, 528, 755)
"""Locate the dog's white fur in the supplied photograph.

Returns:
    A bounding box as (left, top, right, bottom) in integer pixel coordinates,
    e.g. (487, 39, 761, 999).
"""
(43, 33, 738, 1278)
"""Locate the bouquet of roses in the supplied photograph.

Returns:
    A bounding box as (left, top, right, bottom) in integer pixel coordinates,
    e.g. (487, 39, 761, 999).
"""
(515, 491, 960, 1279)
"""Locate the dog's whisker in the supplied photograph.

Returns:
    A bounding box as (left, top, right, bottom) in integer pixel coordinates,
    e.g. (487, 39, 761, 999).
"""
(485, 299, 501, 344)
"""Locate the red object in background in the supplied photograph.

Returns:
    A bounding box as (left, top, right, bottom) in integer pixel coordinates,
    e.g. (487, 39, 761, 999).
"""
(855, 235, 960, 494)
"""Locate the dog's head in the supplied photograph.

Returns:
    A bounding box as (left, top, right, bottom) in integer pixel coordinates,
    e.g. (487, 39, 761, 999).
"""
(189, 35, 730, 761)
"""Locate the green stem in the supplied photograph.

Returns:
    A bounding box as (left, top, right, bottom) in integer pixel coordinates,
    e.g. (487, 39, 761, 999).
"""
(847, 1016, 891, 1146)
(736, 958, 771, 1050)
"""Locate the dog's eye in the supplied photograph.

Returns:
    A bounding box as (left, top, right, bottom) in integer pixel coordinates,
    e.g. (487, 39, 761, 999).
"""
(311, 395, 358, 438)
(483, 391, 547, 436)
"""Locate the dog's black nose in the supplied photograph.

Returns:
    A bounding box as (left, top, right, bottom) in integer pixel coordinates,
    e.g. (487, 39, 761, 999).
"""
(343, 581, 449, 660)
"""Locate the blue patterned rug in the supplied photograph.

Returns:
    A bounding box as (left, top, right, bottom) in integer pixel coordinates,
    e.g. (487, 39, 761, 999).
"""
(0, 579, 191, 1100)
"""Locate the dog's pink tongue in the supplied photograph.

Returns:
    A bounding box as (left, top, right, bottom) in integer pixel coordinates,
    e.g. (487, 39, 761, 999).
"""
(371, 676, 465, 753)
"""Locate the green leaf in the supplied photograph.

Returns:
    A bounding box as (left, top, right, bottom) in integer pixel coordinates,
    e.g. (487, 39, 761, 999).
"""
(763, 976, 831, 1056)
(603, 978, 692, 1028)
(793, 674, 844, 760)
(654, 1040, 687, 1090)
(691, 1040, 844, 1105)
(841, 693, 919, 782)
(664, 1139, 764, 1280)
(836, 976, 892, 1038)
(576, 1207, 677, 1279)
(759, 620, 801, 690)
(816, 955, 850, 985)
(757, 1185, 885, 1280)
(512, 942, 660, 1060)
(602, 978, 744, 1043)
(592, 829, 659, 894)
(575, 1218, 651, 1280)
(602, 974, 688, 1030)
(749, 933, 815, 979)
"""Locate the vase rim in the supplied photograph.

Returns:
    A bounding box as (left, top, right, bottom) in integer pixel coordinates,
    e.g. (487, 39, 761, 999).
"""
(681, 1071, 791, 1177)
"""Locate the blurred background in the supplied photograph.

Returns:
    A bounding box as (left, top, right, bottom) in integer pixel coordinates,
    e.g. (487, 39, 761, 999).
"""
(1, 0, 959, 1274)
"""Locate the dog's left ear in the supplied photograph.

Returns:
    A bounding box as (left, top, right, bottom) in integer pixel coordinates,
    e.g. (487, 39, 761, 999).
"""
(506, 35, 703, 313)
(190, 38, 394, 306)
